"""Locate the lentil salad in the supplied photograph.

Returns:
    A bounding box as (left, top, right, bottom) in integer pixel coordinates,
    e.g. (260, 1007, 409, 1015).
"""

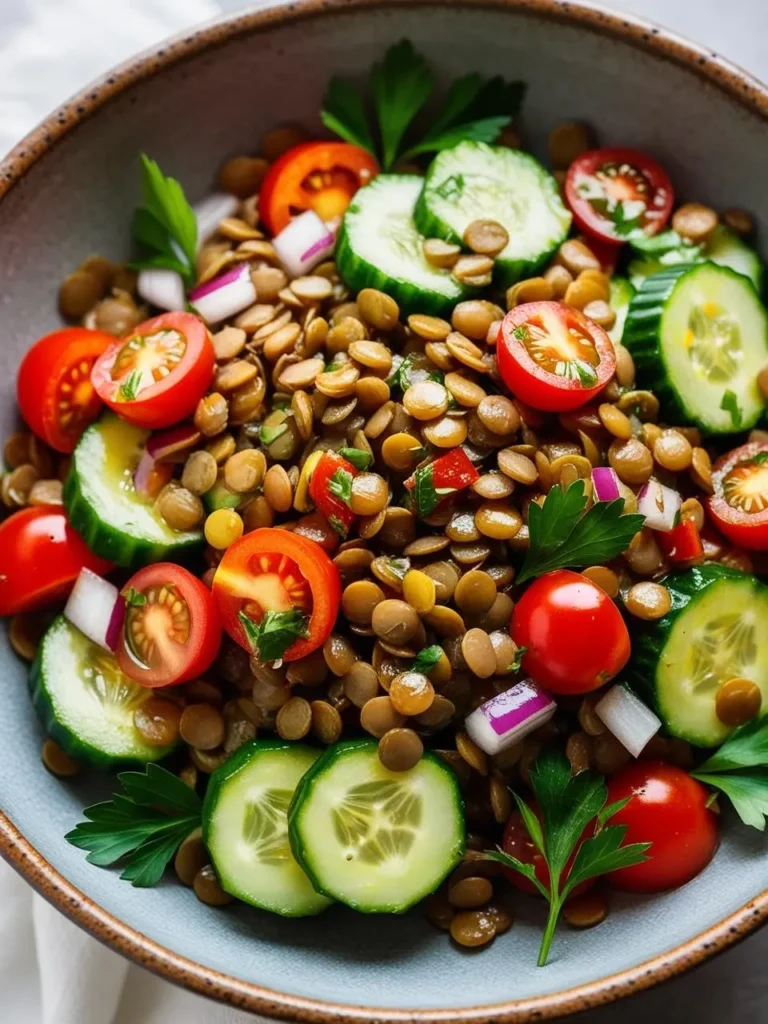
(2, 40, 768, 967)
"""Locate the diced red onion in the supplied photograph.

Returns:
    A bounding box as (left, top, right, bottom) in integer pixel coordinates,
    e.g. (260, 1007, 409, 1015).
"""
(592, 467, 621, 502)
(189, 263, 256, 324)
(637, 479, 682, 531)
(595, 685, 661, 758)
(145, 423, 201, 462)
(465, 680, 557, 756)
(272, 210, 337, 278)
(194, 192, 239, 248)
(64, 569, 125, 652)
(137, 268, 185, 311)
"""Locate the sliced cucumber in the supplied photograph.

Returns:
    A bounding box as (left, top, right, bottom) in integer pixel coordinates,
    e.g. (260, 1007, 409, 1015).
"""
(288, 739, 464, 913)
(628, 226, 763, 293)
(627, 566, 768, 747)
(706, 225, 764, 293)
(608, 277, 635, 346)
(64, 414, 203, 567)
(336, 175, 470, 317)
(203, 740, 331, 917)
(623, 262, 768, 433)
(30, 616, 178, 767)
(414, 142, 571, 287)
(203, 475, 242, 514)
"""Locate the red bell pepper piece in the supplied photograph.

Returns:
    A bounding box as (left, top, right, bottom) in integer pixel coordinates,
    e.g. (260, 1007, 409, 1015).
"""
(657, 517, 704, 563)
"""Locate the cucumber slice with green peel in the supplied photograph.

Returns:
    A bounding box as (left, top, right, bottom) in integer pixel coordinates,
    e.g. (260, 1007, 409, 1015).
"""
(203, 740, 332, 917)
(288, 739, 465, 913)
(30, 616, 179, 767)
(203, 476, 243, 514)
(64, 414, 203, 567)
(336, 175, 471, 317)
(414, 142, 571, 288)
(627, 566, 768, 747)
(623, 262, 768, 433)
(607, 276, 635, 346)
(628, 226, 763, 292)
(706, 225, 764, 293)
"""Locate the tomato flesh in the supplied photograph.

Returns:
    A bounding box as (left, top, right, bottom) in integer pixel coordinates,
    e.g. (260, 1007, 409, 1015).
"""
(117, 564, 221, 687)
(511, 569, 630, 694)
(497, 302, 616, 412)
(16, 328, 113, 453)
(607, 762, 718, 893)
(657, 516, 704, 563)
(502, 808, 595, 896)
(309, 451, 359, 538)
(91, 312, 214, 430)
(565, 148, 674, 245)
(259, 141, 378, 235)
(708, 442, 768, 550)
(212, 527, 341, 662)
(0, 506, 113, 616)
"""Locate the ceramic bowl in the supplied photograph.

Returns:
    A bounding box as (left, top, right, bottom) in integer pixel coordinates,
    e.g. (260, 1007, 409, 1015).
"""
(1, 1, 768, 1020)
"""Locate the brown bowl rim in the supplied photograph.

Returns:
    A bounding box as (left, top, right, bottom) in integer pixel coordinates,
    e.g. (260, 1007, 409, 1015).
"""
(1, 0, 768, 1019)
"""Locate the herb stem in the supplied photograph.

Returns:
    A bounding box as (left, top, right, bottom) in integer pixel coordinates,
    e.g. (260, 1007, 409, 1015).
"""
(538, 897, 563, 967)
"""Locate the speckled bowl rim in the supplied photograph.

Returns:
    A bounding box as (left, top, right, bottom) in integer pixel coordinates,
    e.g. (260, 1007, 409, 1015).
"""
(1, 0, 768, 1019)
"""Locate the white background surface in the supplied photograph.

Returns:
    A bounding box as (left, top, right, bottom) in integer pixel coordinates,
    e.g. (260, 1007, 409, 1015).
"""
(1, 0, 768, 1021)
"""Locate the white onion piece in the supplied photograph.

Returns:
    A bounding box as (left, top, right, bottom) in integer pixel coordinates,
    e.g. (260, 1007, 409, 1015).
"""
(64, 569, 125, 651)
(188, 263, 256, 324)
(465, 680, 557, 756)
(637, 479, 682, 531)
(194, 192, 240, 249)
(272, 210, 336, 278)
(592, 467, 621, 502)
(595, 685, 661, 758)
(137, 268, 185, 311)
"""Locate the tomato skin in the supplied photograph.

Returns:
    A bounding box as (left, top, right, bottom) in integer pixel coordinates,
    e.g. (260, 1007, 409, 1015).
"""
(17, 327, 113, 453)
(502, 808, 595, 896)
(512, 570, 630, 694)
(91, 312, 214, 430)
(308, 451, 359, 538)
(212, 527, 341, 661)
(565, 148, 674, 246)
(497, 302, 616, 412)
(708, 442, 768, 551)
(0, 506, 113, 616)
(260, 141, 378, 235)
(607, 762, 718, 893)
(116, 563, 221, 688)
(657, 517, 704, 563)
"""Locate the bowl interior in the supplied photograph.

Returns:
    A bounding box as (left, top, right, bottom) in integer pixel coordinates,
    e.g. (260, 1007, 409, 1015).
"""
(2, 1, 768, 1016)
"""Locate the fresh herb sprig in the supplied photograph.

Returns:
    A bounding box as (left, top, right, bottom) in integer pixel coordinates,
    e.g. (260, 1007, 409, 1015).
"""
(692, 719, 768, 829)
(322, 40, 524, 171)
(338, 447, 373, 471)
(239, 609, 309, 663)
(65, 764, 202, 887)
(487, 753, 650, 965)
(131, 154, 197, 285)
(118, 370, 143, 403)
(720, 389, 743, 430)
(412, 644, 444, 675)
(516, 480, 644, 585)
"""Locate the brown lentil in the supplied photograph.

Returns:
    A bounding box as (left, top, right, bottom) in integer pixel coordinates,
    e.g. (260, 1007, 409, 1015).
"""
(453, 255, 494, 285)
(563, 890, 609, 928)
(218, 155, 268, 197)
(342, 662, 380, 708)
(456, 730, 488, 775)
(654, 429, 693, 472)
(341, 580, 385, 627)
(156, 485, 204, 531)
(548, 121, 590, 168)
(544, 264, 573, 298)
(389, 671, 435, 716)
(402, 570, 437, 615)
(626, 582, 671, 620)
(450, 910, 496, 948)
(41, 739, 80, 778)
(715, 678, 762, 727)
(488, 631, 520, 677)
(672, 202, 718, 243)
(449, 876, 493, 910)
(426, 892, 455, 930)
(275, 697, 312, 741)
(174, 829, 209, 887)
(182, 451, 218, 496)
(690, 447, 714, 492)
(134, 699, 181, 748)
(403, 379, 449, 420)
(28, 479, 64, 506)
(224, 449, 266, 493)
(598, 403, 632, 440)
(378, 728, 424, 772)
(498, 448, 538, 484)
(372, 600, 420, 645)
(423, 238, 462, 269)
(193, 865, 233, 907)
(566, 732, 593, 775)
(194, 393, 228, 437)
(582, 565, 620, 598)
(463, 219, 509, 257)
(556, 238, 601, 275)
(506, 276, 553, 308)
(461, 629, 497, 679)
(608, 437, 654, 486)
(180, 704, 225, 751)
(360, 696, 406, 738)
(452, 300, 500, 342)
(310, 701, 343, 744)
(357, 288, 399, 331)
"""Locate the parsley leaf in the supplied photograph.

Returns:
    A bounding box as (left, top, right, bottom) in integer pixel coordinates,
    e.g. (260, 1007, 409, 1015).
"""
(720, 389, 743, 429)
(753, 451, 768, 467)
(513, 325, 529, 342)
(124, 587, 146, 607)
(131, 154, 197, 285)
(691, 719, 768, 829)
(259, 420, 289, 446)
(118, 370, 143, 402)
(486, 752, 650, 965)
(412, 645, 444, 675)
(412, 464, 442, 518)
(371, 40, 434, 170)
(328, 468, 354, 505)
(328, 515, 348, 538)
(517, 480, 644, 585)
(321, 77, 376, 157)
(65, 764, 202, 888)
(338, 447, 373, 471)
(238, 609, 308, 663)
(572, 359, 599, 387)
(385, 556, 411, 581)
(506, 645, 527, 673)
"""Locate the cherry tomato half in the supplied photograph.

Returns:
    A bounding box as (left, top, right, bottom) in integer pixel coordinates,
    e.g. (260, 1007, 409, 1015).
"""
(565, 148, 674, 246)
(309, 451, 359, 539)
(259, 142, 378, 235)
(512, 570, 630, 694)
(116, 563, 221, 688)
(212, 527, 341, 662)
(708, 441, 768, 550)
(502, 807, 595, 897)
(16, 327, 113, 453)
(0, 506, 113, 616)
(606, 762, 718, 893)
(91, 312, 214, 430)
(497, 302, 616, 412)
